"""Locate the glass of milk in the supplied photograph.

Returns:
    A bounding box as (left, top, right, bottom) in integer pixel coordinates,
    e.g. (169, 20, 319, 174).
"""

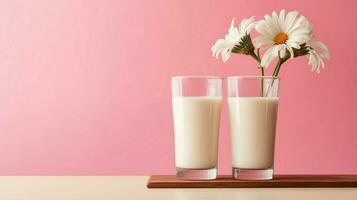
(171, 76, 223, 180)
(227, 76, 280, 180)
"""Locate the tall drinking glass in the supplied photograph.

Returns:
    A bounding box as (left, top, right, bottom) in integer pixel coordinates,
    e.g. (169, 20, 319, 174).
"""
(227, 76, 280, 180)
(171, 76, 223, 180)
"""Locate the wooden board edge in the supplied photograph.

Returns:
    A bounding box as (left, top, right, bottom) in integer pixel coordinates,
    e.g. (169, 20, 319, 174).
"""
(147, 175, 357, 188)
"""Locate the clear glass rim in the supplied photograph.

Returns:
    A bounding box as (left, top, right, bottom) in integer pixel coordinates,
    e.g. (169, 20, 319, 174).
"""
(171, 76, 223, 80)
(226, 76, 280, 80)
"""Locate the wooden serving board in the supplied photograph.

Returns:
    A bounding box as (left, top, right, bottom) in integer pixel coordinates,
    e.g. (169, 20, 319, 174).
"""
(147, 175, 357, 188)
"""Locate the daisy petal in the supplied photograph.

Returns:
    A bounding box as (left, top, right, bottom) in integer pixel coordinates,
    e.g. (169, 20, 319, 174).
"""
(284, 11, 299, 33)
(261, 46, 279, 67)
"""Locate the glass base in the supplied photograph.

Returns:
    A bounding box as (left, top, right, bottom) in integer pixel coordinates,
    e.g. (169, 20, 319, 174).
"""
(176, 167, 217, 180)
(232, 168, 273, 180)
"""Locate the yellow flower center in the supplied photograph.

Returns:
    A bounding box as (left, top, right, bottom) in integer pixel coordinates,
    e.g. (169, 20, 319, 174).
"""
(274, 33, 288, 44)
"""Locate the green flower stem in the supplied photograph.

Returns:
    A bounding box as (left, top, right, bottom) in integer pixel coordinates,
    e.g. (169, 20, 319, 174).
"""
(265, 55, 289, 96)
(273, 56, 289, 77)
(260, 67, 265, 76)
(259, 66, 265, 97)
(249, 50, 265, 97)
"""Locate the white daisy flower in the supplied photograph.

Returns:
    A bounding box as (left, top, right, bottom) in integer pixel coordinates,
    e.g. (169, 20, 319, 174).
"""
(211, 17, 256, 63)
(254, 10, 312, 67)
(307, 39, 330, 73)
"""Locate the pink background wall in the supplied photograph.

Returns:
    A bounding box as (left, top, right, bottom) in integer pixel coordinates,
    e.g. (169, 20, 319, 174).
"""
(0, 0, 356, 175)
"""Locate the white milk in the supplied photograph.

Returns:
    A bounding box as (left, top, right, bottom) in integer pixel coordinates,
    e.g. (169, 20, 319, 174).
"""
(172, 96, 222, 169)
(228, 97, 279, 169)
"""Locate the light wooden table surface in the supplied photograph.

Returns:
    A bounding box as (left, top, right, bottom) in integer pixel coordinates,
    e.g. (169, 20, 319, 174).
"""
(1, 176, 357, 200)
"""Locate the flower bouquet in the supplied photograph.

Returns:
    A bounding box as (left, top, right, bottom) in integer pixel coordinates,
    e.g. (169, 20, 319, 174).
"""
(212, 9, 329, 78)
